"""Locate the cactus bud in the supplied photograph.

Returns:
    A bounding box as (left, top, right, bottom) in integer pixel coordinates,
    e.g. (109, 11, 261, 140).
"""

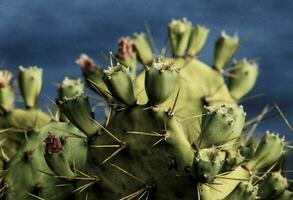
(245, 132, 285, 171)
(76, 54, 98, 77)
(59, 95, 98, 136)
(258, 172, 287, 199)
(192, 147, 225, 183)
(224, 182, 258, 200)
(0, 70, 14, 112)
(116, 37, 137, 73)
(213, 32, 239, 71)
(58, 77, 84, 100)
(104, 64, 136, 106)
(229, 59, 259, 100)
(18, 66, 42, 108)
(145, 59, 179, 106)
(187, 25, 209, 56)
(168, 18, 192, 57)
(198, 104, 246, 148)
(76, 54, 111, 99)
(132, 33, 153, 65)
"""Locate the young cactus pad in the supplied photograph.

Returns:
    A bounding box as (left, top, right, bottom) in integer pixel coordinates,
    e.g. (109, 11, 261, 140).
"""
(0, 18, 292, 200)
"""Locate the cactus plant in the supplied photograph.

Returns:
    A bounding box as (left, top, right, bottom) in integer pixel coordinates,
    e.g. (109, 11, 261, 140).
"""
(0, 18, 292, 200)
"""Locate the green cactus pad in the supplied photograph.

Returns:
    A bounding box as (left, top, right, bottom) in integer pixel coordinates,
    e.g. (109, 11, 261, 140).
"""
(213, 32, 239, 71)
(229, 59, 259, 100)
(245, 132, 285, 171)
(18, 66, 43, 108)
(187, 25, 209, 57)
(168, 18, 192, 57)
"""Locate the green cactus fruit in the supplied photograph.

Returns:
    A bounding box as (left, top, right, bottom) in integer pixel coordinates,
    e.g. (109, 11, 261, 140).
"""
(245, 132, 285, 171)
(2, 121, 87, 200)
(132, 33, 153, 65)
(187, 25, 209, 56)
(198, 104, 246, 148)
(144, 59, 179, 106)
(115, 37, 137, 73)
(58, 77, 84, 100)
(18, 66, 42, 108)
(104, 64, 137, 106)
(192, 147, 225, 182)
(0, 70, 14, 112)
(224, 181, 258, 200)
(57, 77, 85, 122)
(257, 172, 288, 200)
(213, 32, 239, 71)
(229, 59, 259, 100)
(76, 54, 111, 100)
(59, 95, 98, 137)
(168, 18, 192, 57)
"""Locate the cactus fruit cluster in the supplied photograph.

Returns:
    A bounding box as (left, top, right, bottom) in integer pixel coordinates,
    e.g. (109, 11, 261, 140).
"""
(0, 18, 292, 200)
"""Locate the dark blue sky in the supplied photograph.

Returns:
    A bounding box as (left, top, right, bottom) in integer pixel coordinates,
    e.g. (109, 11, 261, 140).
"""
(1, 0, 293, 143)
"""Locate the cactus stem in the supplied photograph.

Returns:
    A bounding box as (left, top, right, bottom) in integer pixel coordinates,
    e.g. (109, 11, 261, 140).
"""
(111, 163, 146, 184)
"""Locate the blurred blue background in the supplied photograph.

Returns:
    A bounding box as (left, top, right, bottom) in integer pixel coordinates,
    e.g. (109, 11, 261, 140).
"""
(1, 0, 293, 161)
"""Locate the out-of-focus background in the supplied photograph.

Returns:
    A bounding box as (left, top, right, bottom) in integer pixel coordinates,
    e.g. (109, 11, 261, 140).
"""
(1, 1, 293, 148)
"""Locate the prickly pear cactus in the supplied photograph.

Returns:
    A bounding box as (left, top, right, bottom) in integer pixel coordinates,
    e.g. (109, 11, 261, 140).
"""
(1, 18, 292, 200)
